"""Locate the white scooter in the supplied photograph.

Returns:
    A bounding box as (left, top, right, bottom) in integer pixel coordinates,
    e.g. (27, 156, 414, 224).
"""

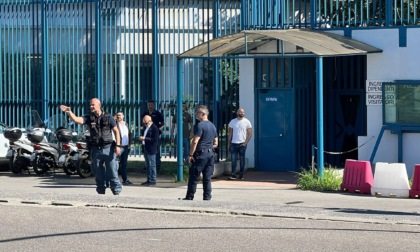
(3, 110, 48, 174)
(4, 128, 35, 174)
(30, 127, 78, 176)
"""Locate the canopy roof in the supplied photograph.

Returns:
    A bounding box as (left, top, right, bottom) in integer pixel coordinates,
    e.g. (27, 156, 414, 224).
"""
(178, 29, 382, 58)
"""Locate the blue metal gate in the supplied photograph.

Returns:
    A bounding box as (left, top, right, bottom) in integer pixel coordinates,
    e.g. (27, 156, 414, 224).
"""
(0, 0, 241, 159)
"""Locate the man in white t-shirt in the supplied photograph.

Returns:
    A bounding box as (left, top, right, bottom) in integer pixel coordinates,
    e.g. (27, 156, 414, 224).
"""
(227, 108, 252, 180)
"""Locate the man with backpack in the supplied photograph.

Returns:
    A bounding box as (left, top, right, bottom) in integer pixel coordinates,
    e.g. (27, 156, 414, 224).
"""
(60, 98, 122, 195)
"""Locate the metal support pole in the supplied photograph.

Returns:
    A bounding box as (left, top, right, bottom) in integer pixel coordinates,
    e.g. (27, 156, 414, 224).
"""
(385, 0, 392, 26)
(310, 0, 316, 29)
(152, 0, 159, 101)
(95, 0, 102, 99)
(176, 58, 184, 182)
(312, 144, 315, 175)
(398, 129, 403, 163)
(370, 126, 386, 163)
(42, 2, 48, 121)
(120, 56, 126, 100)
(316, 57, 324, 177)
(212, 0, 220, 155)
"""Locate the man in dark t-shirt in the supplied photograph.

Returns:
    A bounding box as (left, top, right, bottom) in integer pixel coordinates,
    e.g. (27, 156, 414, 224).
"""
(141, 100, 164, 170)
(182, 105, 218, 201)
(171, 103, 193, 161)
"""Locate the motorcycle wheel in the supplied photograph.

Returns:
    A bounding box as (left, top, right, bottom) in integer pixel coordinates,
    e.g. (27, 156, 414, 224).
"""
(32, 155, 47, 175)
(63, 157, 78, 176)
(9, 158, 22, 174)
(77, 157, 92, 178)
(63, 166, 76, 176)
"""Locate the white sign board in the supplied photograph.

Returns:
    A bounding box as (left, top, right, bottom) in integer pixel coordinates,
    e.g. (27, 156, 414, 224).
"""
(366, 80, 392, 106)
(366, 80, 383, 93)
(366, 93, 382, 105)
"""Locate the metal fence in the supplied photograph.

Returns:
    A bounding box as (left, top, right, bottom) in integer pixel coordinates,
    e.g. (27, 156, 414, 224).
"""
(0, 0, 240, 160)
(242, 0, 420, 29)
(1, 0, 419, 160)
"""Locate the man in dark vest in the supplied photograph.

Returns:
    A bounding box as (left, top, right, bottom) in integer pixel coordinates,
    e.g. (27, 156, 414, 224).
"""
(60, 98, 122, 195)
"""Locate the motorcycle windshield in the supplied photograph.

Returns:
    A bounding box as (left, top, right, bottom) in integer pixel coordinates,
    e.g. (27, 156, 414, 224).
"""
(29, 110, 45, 129)
(46, 114, 68, 133)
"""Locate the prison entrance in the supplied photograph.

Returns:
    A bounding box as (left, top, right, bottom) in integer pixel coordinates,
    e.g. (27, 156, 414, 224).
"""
(257, 89, 296, 172)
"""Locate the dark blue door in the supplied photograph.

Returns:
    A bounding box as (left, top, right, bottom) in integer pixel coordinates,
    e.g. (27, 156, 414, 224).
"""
(257, 89, 296, 172)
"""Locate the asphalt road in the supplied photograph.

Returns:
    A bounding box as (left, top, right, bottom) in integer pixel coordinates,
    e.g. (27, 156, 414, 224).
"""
(2, 171, 420, 224)
(1, 204, 420, 252)
(1, 169, 420, 251)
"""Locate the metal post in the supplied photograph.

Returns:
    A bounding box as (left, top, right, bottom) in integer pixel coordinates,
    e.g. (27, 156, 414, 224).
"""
(385, 0, 392, 26)
(311, 144, 315, 175)
(212, 0, 220, 152)
(369, 126, 386, 163)
(42, 2, 48, 121)
(316, 57, 324, 177)
(177, 58, 184, 182)
(95, 0, 102, 99)
(120, 56, 126, 100)
(398, 129, 403, 163)
(310, 0, 316, 29)
(240, 0, 245, 30)
(152, 0, 159, 101)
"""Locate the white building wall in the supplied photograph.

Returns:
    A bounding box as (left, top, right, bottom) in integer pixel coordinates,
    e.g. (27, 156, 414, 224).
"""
(353, 28, 420, 176)
(238, 58, 255, 168)
(239, 28, 420, 174)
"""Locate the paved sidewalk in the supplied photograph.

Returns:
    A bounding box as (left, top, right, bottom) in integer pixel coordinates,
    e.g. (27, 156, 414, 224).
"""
(1, 170, 420, 225)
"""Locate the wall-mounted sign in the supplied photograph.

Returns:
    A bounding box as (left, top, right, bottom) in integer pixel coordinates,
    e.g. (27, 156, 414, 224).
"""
(366, 80, 391, 106)
(265, 97, 278, 102)
(366, 80, 385, 92)
(366, 93, 382, 105)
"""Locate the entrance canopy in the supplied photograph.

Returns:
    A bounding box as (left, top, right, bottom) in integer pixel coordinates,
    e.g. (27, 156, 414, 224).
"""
(175, 29, 382, 180)
(178, 29, 382, 58)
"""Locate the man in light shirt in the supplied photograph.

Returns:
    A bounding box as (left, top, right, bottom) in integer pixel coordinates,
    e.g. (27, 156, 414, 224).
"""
(116, 111, 132, 185)
(227, 108, 253, 180)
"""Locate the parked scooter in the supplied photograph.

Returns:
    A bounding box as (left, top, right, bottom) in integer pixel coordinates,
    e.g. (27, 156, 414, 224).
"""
(62, 138, 80, 176)
(30, 127, 78, 175)
(75, 129, 92, 178)
(4, 111, 47, 174)
(4, 128, 34, 174)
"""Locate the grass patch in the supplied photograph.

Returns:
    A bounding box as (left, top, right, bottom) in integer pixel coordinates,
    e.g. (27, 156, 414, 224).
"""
(171, 165, 190, 183)
(296, 167, 342, 191)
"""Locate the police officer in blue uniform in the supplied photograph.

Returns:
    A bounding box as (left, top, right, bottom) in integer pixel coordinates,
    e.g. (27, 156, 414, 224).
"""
(183, 105, 218, 201)
(60, 98, 122, 195)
